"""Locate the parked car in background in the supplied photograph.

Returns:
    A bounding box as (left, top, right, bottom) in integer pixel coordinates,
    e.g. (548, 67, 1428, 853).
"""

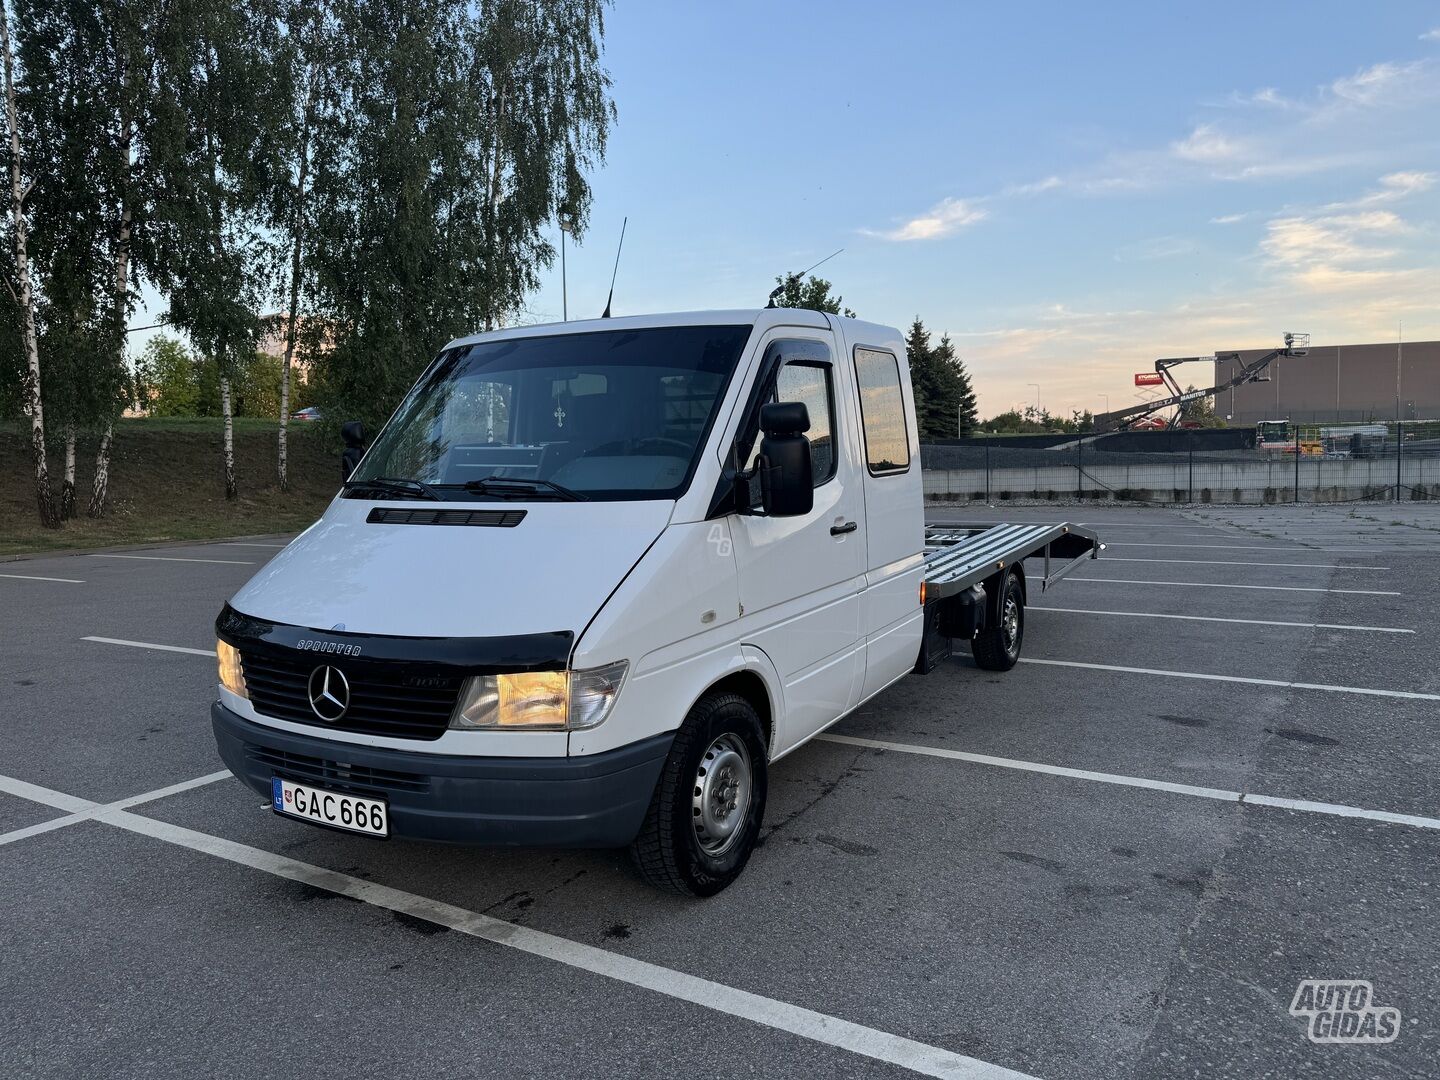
(292, 406, 322, 422)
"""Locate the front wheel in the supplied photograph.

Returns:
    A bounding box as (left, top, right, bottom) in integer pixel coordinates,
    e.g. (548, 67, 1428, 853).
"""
(971, 570, 1024, 671)
(630, 692, 768, 896)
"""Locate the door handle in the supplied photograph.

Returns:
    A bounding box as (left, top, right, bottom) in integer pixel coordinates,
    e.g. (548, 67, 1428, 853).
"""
(830, 521, 858, 536)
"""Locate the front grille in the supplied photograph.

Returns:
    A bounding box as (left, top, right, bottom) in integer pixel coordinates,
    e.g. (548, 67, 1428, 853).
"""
(246, 744, 430, 795)
(240, 649, 462, 741)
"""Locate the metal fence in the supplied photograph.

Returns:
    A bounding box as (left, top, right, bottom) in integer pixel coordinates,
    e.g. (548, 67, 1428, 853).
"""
(921, 421, 1440, 505)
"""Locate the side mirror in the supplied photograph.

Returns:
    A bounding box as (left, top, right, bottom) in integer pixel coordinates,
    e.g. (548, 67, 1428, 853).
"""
(340, 420, 366, 481)
(756, 402, 813, 516)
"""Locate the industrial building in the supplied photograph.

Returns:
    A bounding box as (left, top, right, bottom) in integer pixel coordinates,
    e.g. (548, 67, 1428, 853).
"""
(1213, 340, 1440, 425)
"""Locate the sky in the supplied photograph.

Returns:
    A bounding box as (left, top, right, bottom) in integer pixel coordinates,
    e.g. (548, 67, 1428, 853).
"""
(126, 2, 1440, 423)
(518, 0, 1440, 422)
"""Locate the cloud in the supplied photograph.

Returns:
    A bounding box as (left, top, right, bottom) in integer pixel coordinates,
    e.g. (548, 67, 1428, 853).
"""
(1366, 170, 1436, 200)
(1328, 60, 1430, 107)
(862, 197, 987, 242)
(1171, 123, 1246, 163)
(1209, 212, 1250, 224)
(1215, 86, 1304, 110)
(1261, 211, 1402, 269)
(1005, 176, 1063, 197)
(1424, 28, 1440, 42)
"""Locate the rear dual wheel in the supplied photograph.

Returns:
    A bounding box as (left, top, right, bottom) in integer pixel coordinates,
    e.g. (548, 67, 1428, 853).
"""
(630, 692, 768, 897)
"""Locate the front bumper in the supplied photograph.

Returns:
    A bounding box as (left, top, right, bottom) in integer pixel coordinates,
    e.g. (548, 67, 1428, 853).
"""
(212, 702, 672, 848)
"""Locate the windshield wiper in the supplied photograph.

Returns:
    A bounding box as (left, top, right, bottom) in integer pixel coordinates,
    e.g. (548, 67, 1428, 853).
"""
(455, 476, 588, 502)
(343, 476, 443, 501)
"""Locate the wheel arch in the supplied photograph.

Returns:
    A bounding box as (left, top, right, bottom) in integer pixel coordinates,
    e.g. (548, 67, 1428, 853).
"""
(1010, 561, 1028, 605)
(699, 669, 775, 757)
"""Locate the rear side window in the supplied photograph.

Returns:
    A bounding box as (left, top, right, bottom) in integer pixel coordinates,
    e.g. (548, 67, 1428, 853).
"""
(853, 347, 910, 474)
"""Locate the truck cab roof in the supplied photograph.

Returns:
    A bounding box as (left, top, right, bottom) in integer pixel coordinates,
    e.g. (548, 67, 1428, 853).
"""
(443, 308, 897, 352)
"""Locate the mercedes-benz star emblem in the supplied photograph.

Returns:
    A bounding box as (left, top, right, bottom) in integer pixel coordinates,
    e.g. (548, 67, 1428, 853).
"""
(307, 665, 350, 722)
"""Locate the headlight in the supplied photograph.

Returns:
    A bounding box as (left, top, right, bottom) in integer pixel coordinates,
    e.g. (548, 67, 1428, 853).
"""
(217, 639, 248, 698)
(450, 661, 628, 731)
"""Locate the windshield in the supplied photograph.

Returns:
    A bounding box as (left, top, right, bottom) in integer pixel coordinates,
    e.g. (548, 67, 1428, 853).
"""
(351, 324, 753, 501)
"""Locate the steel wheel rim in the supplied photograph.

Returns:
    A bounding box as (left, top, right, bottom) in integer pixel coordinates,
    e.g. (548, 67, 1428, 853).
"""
(1002, 596, 1020, 652)
(692, 734, 752, 857)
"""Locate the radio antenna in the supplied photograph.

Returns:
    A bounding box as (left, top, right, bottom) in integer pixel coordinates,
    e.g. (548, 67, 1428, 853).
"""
(766, 247, 844, 307)
(601, 217, 627, 319)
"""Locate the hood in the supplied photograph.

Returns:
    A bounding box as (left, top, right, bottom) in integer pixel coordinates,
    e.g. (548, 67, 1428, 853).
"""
(228, 497, 673, 639)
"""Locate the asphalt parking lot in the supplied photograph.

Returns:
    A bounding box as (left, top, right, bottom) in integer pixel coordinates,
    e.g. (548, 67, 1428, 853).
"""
(2, 503, 1437, 1079)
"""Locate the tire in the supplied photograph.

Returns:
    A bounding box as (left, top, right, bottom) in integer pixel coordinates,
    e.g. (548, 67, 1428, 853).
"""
(971, 570, 1024, 671)
(630, 692, 768, 897)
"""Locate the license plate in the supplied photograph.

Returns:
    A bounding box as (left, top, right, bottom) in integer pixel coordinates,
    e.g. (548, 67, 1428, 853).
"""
(272, 777, 389, 838)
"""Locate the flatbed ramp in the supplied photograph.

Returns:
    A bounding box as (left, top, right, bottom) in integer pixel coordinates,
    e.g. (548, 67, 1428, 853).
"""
(915, 521, 1102, 673)
(923, 521, 1102, 596)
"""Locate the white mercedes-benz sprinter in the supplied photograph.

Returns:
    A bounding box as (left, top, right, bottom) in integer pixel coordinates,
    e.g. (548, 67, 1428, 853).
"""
(212, 309, 1086, 894)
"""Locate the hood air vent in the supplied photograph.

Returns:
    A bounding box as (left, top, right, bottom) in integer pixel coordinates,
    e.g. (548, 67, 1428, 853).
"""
(367, 508, 527, 527)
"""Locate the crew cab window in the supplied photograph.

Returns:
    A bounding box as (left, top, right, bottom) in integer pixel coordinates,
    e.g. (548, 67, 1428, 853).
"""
(853, 347, 910, 475)
(741, 340, 837, 495)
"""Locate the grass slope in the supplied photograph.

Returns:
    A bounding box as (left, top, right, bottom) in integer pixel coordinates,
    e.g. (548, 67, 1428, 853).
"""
(0, 419, 338, 556)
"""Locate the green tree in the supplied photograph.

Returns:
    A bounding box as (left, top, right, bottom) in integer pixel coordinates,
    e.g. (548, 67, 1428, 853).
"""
(906, 317, 971, 442)
(233, 352, 284, 418)
(982, 408, 1054, 434)
(933, 338, 979, 440)
(134, 334, 201, 416)
(1178, 385, 1226, 427)
(15, 0, 200, 517)
(267, 0, 337, 490)
(306, 0, 615, 433)
(905, 318, 939, 440)
(155, 0, 287, 499)
(2, 0, 56, 525)
(769, 271, 855, 316)
(932, 333, 977, 438)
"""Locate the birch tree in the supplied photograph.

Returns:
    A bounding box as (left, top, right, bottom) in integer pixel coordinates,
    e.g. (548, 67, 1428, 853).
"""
(156, 0, 284, 500)
(1, 0, 54, 526)
(307, 0, 614, 431)
(15, 0, 188, 517)
(270, 0, 335, 491)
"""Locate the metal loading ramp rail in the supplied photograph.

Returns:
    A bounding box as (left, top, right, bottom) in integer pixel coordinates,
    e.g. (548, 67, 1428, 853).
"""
(922, 522, 1102, 598)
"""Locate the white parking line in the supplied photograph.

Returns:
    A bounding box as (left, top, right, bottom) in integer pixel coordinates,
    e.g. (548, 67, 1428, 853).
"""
(0, 774, 94, 814)
(1070, 577, 1398, 596)
(83, 636, 216, 657)
(1101, 557, 1387, 570)
(0, 572, 84, 583)
(0, 771, 231, 847)
(87, 553, 254, 565)
(0, 769, 1035, 1080)
(817, 735, 1440, 832)
(218, 542, 289, 548)
(1031, 607, 1414, 634)
(1018, 657, 1440, 701)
